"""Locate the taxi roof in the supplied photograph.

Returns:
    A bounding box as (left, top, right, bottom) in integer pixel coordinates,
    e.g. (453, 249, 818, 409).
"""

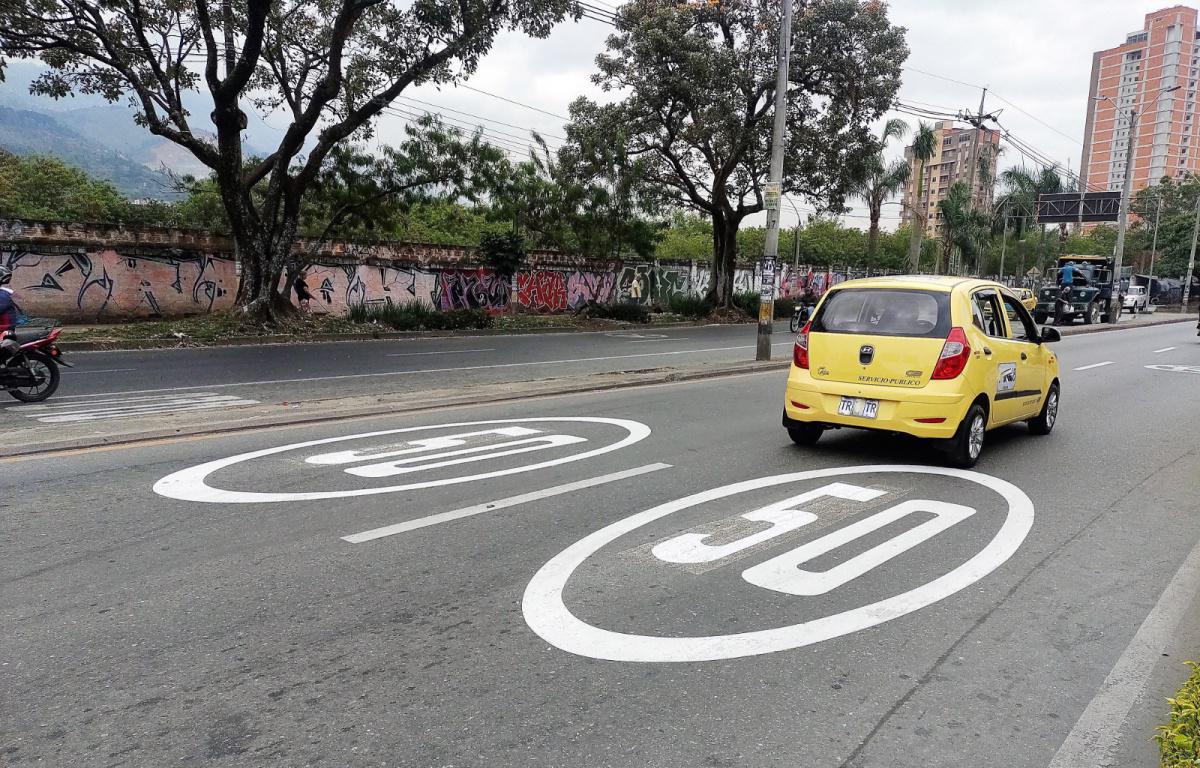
(826, 275, 1004, 293)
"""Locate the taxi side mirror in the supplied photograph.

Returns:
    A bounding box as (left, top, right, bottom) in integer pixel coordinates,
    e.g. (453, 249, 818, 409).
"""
(1039, 326, 1061, 344)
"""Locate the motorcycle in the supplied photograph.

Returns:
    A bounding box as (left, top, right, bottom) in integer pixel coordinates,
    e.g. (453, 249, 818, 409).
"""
(0, 325, 70, 402)
(790, 300, 816, 334)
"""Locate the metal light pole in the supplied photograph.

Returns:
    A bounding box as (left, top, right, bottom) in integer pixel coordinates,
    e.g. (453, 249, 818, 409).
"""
(756, 0, 793, 361)
(1184, 190, 1200, 312)
(1148, 194, 1162, 302)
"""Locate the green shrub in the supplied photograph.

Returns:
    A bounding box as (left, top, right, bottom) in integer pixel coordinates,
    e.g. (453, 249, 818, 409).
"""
(667, 294, 713, 318)
(732, 291, 760, 317)
(348, 301, 492, 331)
(1157, 661, 1200, 765)
(601, 303, 651, 323)
(774, 298, 796, 319)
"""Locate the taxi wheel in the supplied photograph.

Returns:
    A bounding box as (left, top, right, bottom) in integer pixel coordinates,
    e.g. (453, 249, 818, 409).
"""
(787, 424, 823, 447)
(1029, 383, 1059, 436)
(947, 403, 987, 469)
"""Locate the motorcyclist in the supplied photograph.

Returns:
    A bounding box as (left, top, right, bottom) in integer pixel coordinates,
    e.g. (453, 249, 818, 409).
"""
(0, 266, 18, 336)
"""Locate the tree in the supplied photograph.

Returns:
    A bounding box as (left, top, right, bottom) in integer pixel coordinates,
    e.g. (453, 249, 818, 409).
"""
(0, 152, 131, 221)
(937, 182, 990, 274)
(906, 121, 936, 271)
(852, 118, 909, 273)
(1, 0, 574, 321)
(564, 0, 906, 307)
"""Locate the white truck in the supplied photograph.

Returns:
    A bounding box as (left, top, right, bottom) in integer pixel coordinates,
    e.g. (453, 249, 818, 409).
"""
(1123, 285, 1150, 314)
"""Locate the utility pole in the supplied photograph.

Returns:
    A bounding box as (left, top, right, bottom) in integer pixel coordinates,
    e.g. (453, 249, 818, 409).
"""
(1109, 106, 1138, 323)
(964, 88, 988, 215)
(756, 0, 792, 361)
(1148, 194, 1162, 302)
(1184, 189, 1200, 313)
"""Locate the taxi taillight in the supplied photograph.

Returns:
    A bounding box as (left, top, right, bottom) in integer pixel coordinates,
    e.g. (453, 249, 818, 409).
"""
(793, 322, 810, 369)
(931, 326, 971, 380)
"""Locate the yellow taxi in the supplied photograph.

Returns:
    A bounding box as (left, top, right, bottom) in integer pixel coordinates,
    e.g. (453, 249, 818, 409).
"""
(783, 276, 1061, 467)
(1014, 287, 1037, 311)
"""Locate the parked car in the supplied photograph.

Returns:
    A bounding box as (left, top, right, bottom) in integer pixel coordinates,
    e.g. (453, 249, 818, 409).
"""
(1014, 288, 1037, 311)
(784, 276, 1062, 468)
(1123, 285, 1150, 314)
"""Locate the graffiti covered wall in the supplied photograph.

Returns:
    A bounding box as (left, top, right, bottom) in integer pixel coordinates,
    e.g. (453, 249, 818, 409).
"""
(1, 247, 236, 320)
(1, 220, 874, 321)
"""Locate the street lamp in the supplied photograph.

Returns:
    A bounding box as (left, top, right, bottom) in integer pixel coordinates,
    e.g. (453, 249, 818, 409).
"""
(1097, 83, 1181, 323)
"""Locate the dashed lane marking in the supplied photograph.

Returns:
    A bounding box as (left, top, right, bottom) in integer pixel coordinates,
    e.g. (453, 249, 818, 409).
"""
(1153, 347, 1176, 353)
(1073, 361, 1115, 371)
(342, 463, 672, 543)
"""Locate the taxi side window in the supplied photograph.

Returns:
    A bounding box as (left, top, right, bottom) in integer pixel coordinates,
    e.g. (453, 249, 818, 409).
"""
(971, 292, 1005, 337)
(1000, 294, 1037, 342)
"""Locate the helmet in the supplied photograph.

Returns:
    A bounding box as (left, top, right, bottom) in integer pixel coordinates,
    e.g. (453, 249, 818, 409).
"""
(0, 266, 10, 286)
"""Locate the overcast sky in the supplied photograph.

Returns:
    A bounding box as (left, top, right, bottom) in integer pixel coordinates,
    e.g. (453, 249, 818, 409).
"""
(389, 0, 1185, 231)
(1, 1, 1181, 231)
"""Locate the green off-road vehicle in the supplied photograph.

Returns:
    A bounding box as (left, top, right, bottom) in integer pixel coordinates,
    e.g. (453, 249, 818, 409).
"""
(1034, 255, 1123, 325)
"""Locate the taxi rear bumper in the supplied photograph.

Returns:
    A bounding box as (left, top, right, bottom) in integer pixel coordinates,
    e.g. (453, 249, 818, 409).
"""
(782, 369, 971, 440)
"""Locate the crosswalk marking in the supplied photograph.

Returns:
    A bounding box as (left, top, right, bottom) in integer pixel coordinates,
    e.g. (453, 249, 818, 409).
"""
(13, 392, 260, 423)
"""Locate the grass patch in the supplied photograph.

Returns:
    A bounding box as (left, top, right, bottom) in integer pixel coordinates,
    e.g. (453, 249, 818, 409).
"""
(59, 312, 367, 344)
(1157, 661, 1200, 765)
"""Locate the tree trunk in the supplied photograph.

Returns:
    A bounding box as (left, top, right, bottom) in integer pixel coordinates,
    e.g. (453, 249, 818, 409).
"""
(907, 218, 925, 273)
(705, 212, 740, 308)
(231, 222, 299, 324)
(867, 204, 881, 276)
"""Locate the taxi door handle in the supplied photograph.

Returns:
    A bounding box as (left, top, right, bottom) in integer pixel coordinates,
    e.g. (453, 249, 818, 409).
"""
(1020, 352, 1028, 361)
(983, 346, 993, 356)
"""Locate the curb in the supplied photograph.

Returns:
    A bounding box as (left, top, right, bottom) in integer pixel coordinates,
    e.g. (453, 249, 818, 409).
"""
(0, 359, 790, 459)
(1055, 315, 1193, 336)
(55, 320, 745, 352)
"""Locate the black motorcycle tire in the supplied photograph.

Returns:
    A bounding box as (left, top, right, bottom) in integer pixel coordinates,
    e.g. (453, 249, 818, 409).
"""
(789, 313, 801, 334)
(8, 350, 60, 403)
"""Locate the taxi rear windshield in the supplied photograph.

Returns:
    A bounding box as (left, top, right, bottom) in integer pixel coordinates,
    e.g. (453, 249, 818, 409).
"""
(810, 288, 950, 338)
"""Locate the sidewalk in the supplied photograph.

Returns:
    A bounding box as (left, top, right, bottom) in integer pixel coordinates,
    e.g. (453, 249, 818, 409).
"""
(51, 311, 1199, 352)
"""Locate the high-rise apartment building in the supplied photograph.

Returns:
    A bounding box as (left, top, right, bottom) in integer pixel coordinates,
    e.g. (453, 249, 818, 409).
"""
(1080, 6, 1200, 196)
(899, 120, 1000, 238)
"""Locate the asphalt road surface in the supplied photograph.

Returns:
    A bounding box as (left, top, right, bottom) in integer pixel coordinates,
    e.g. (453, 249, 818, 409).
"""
(3, 322, 1200, 767)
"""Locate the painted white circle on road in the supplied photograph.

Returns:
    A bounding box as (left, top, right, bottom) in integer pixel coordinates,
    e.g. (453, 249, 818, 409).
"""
(523, 465, 1033, 663)
(153, 417, 650, 504)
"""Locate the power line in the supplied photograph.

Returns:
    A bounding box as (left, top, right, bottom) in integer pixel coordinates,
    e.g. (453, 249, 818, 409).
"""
(988, 91, 1083, 148)
(384, 106, 539, 157)
(394, 94, 567, 142)
(455, 84, 570, 121)
(902, 65, 985, 91)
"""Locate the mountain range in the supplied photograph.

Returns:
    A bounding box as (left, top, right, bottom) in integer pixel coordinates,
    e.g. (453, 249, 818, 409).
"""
(0, 63, 278, 200)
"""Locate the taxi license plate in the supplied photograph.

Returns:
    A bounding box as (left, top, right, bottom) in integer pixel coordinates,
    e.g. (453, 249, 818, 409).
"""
(838, 396, 879, 419)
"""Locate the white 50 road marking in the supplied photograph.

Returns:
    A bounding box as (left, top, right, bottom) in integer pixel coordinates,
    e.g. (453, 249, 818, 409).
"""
(153, 417, 650, 504)
(523, 465, 1033, 663)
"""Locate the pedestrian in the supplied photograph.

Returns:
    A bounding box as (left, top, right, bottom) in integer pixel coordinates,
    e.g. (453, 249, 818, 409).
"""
(628, 275, 643, 304)
(294, 269, 313, 313)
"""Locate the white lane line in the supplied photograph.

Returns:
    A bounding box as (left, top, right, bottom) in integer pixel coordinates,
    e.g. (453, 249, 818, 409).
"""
(37, 343, 795, 399)
(1048, 533, 1200, 768)
(341, 462, 672, 543)
(34, 399, 261, 423)
(19, 392, 229, 411)
(1153, 347, 1176, 353)
(385, 348, 495, 357)
(1074, 361, 1115, 371)
(61, 368, 137, 375)
(627, 338, 689, 343)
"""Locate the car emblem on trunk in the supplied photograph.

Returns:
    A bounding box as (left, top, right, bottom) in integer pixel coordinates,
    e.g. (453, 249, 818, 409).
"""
(859, 345, 874, 365)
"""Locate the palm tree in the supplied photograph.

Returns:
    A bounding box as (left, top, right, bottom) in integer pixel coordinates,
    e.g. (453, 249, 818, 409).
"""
(906, 121, 937, 272)
(995, 166, 1066, 239)
(852, 118, 910, 275)
(938, 182, 991, 274)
